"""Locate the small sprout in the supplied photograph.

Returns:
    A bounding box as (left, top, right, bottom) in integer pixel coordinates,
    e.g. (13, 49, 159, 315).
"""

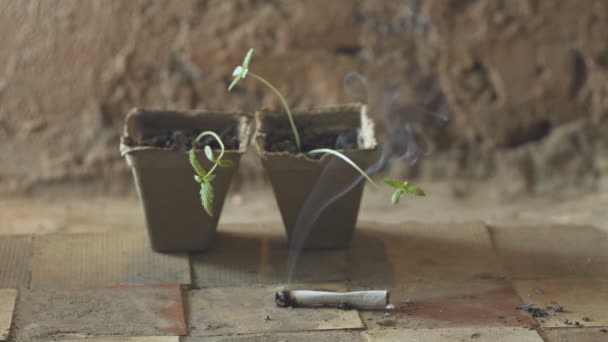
(228, 48, 301, 151)
(189, 131, 233, 216)
(228, 48, 253, 91)
(204, 145, 214, 162)
(384, 178, 426, 204)
(227, 48, 425, 204)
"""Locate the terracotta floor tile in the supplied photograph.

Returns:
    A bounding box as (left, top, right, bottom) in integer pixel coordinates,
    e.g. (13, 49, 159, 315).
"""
(30, 231, 190, 289)
(359, 280, 535, 329)
(490, 224, 608, 279)
(187, 286, 364, 336)
(540, 327, 608, 341)
(0, 235, 32, 288)
(513, 279, 608, 328)
(192, 231, 348, 287)
(0, 289, 17, 341)
(11, 284, 186, 341)
(350, 222, 505, 286)
(57, 338, 180, 342)
(362, 327, 544, 342)
(183, 331, 364, 341)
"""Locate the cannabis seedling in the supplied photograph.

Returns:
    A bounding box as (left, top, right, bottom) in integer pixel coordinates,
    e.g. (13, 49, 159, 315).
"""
(228, 48, 425, 204)
(229, 48, 301, 151)
(189, 131, 234, 216)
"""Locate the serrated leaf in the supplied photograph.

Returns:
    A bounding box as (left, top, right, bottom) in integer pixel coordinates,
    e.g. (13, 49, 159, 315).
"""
(403, 184, 426, 197)
(383, 178, 406, 189)
(218, 159, 234, 168)
(391, 189, 404, 204)
(204, 145, 214, 162)
(189, 149, 206, 177)
(204, 174, 216, 182)
(200, 181, 214, 217)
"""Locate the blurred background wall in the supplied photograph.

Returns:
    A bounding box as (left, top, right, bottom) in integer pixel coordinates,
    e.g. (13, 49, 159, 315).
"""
(1, 0, 607, 196)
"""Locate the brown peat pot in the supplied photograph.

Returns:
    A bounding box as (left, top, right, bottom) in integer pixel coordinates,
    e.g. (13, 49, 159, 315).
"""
(120, 108, 252, 252)
(255, 103, 377, 249)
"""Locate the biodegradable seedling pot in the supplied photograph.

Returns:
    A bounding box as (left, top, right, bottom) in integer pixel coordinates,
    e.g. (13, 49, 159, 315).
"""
(120, 108, 252, 252)
(255, 103, 377, 249)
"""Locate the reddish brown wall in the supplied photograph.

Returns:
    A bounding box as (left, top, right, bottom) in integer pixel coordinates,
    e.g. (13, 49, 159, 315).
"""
(1, 0, 607, 194)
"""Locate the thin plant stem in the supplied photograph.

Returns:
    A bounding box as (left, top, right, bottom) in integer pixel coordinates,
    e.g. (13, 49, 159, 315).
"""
(308, 148, 378, 187)
(194, 131, 224, 175)
(249, 72, 302, 151)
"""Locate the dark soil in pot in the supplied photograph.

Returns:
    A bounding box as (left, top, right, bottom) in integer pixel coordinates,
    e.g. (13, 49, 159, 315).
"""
(123, 128, 240, 151)
(266, 129, 359, 153)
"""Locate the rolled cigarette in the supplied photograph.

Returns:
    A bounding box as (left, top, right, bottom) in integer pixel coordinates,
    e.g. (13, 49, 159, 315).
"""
(275, 290, 389, 309)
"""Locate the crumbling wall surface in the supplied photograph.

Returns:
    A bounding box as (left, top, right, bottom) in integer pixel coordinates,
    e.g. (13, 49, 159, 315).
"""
(0, 0, 606, 195)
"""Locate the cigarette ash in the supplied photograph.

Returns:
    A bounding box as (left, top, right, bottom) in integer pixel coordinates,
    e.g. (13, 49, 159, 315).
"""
(337, 302, 355, 311)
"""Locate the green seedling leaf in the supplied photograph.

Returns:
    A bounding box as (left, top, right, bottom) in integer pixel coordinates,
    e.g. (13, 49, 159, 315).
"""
(200, 181, 214, 217)
(204, 174, 216, 182)
(384, 178, 425, 205)
(403, 183, 425, 197)
(228, 48, 253, 91)
(218, 159, 234, 168)
(383, 178, 405, 189)
(392, 189, 405, 204)
(194, 175, 203, 183)
(204, 145, 214, 162)
(189, 149, 206, 177)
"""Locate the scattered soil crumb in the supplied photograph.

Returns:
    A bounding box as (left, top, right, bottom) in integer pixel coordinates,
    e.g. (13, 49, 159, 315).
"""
(471, 332, 481, 338)
(553, 305, 565, 312)
(377, 319, 397, 327)
(517, 304, 549, 317)
(600, 328, 608, 333)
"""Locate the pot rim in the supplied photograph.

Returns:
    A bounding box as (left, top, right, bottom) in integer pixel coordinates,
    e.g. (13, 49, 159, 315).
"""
(253, 102, 377, 163)
(119, 107, 253, 156)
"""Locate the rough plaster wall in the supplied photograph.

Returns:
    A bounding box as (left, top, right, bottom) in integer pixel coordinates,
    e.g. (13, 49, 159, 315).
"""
(0, 0, 606, 195)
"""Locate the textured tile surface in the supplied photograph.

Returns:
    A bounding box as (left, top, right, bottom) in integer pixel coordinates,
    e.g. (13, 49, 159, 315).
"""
(12, 284, 186, 341)
(514, 279, 608, 328)
(541, 328, 608, 341)
(183, 331, 364, 341)
(490, 224, 608, 279)
(360, 280, 534, 330)
(350, 222, 505, 286)
(187, 287, 364, 336)
(0, 289, 17, 341)
(192, 232, 347, 287)
(31, 232, 190, 289)
(0, 235, 32, 288)
(58, 338, 180, 342)
(362, 327, 544, 342)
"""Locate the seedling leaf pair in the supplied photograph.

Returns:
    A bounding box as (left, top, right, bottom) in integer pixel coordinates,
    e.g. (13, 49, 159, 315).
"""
(189, 131, 233, 217)
(383, 178, 426, 204)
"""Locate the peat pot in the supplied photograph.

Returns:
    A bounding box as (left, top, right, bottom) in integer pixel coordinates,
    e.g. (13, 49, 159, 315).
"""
(120, 108, 252, 252)
(255, 103, 377, 249)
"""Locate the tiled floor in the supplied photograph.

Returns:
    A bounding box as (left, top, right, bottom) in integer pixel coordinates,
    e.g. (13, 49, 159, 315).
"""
(1, 219, 608, 341)
(0, 289, 17, 341)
